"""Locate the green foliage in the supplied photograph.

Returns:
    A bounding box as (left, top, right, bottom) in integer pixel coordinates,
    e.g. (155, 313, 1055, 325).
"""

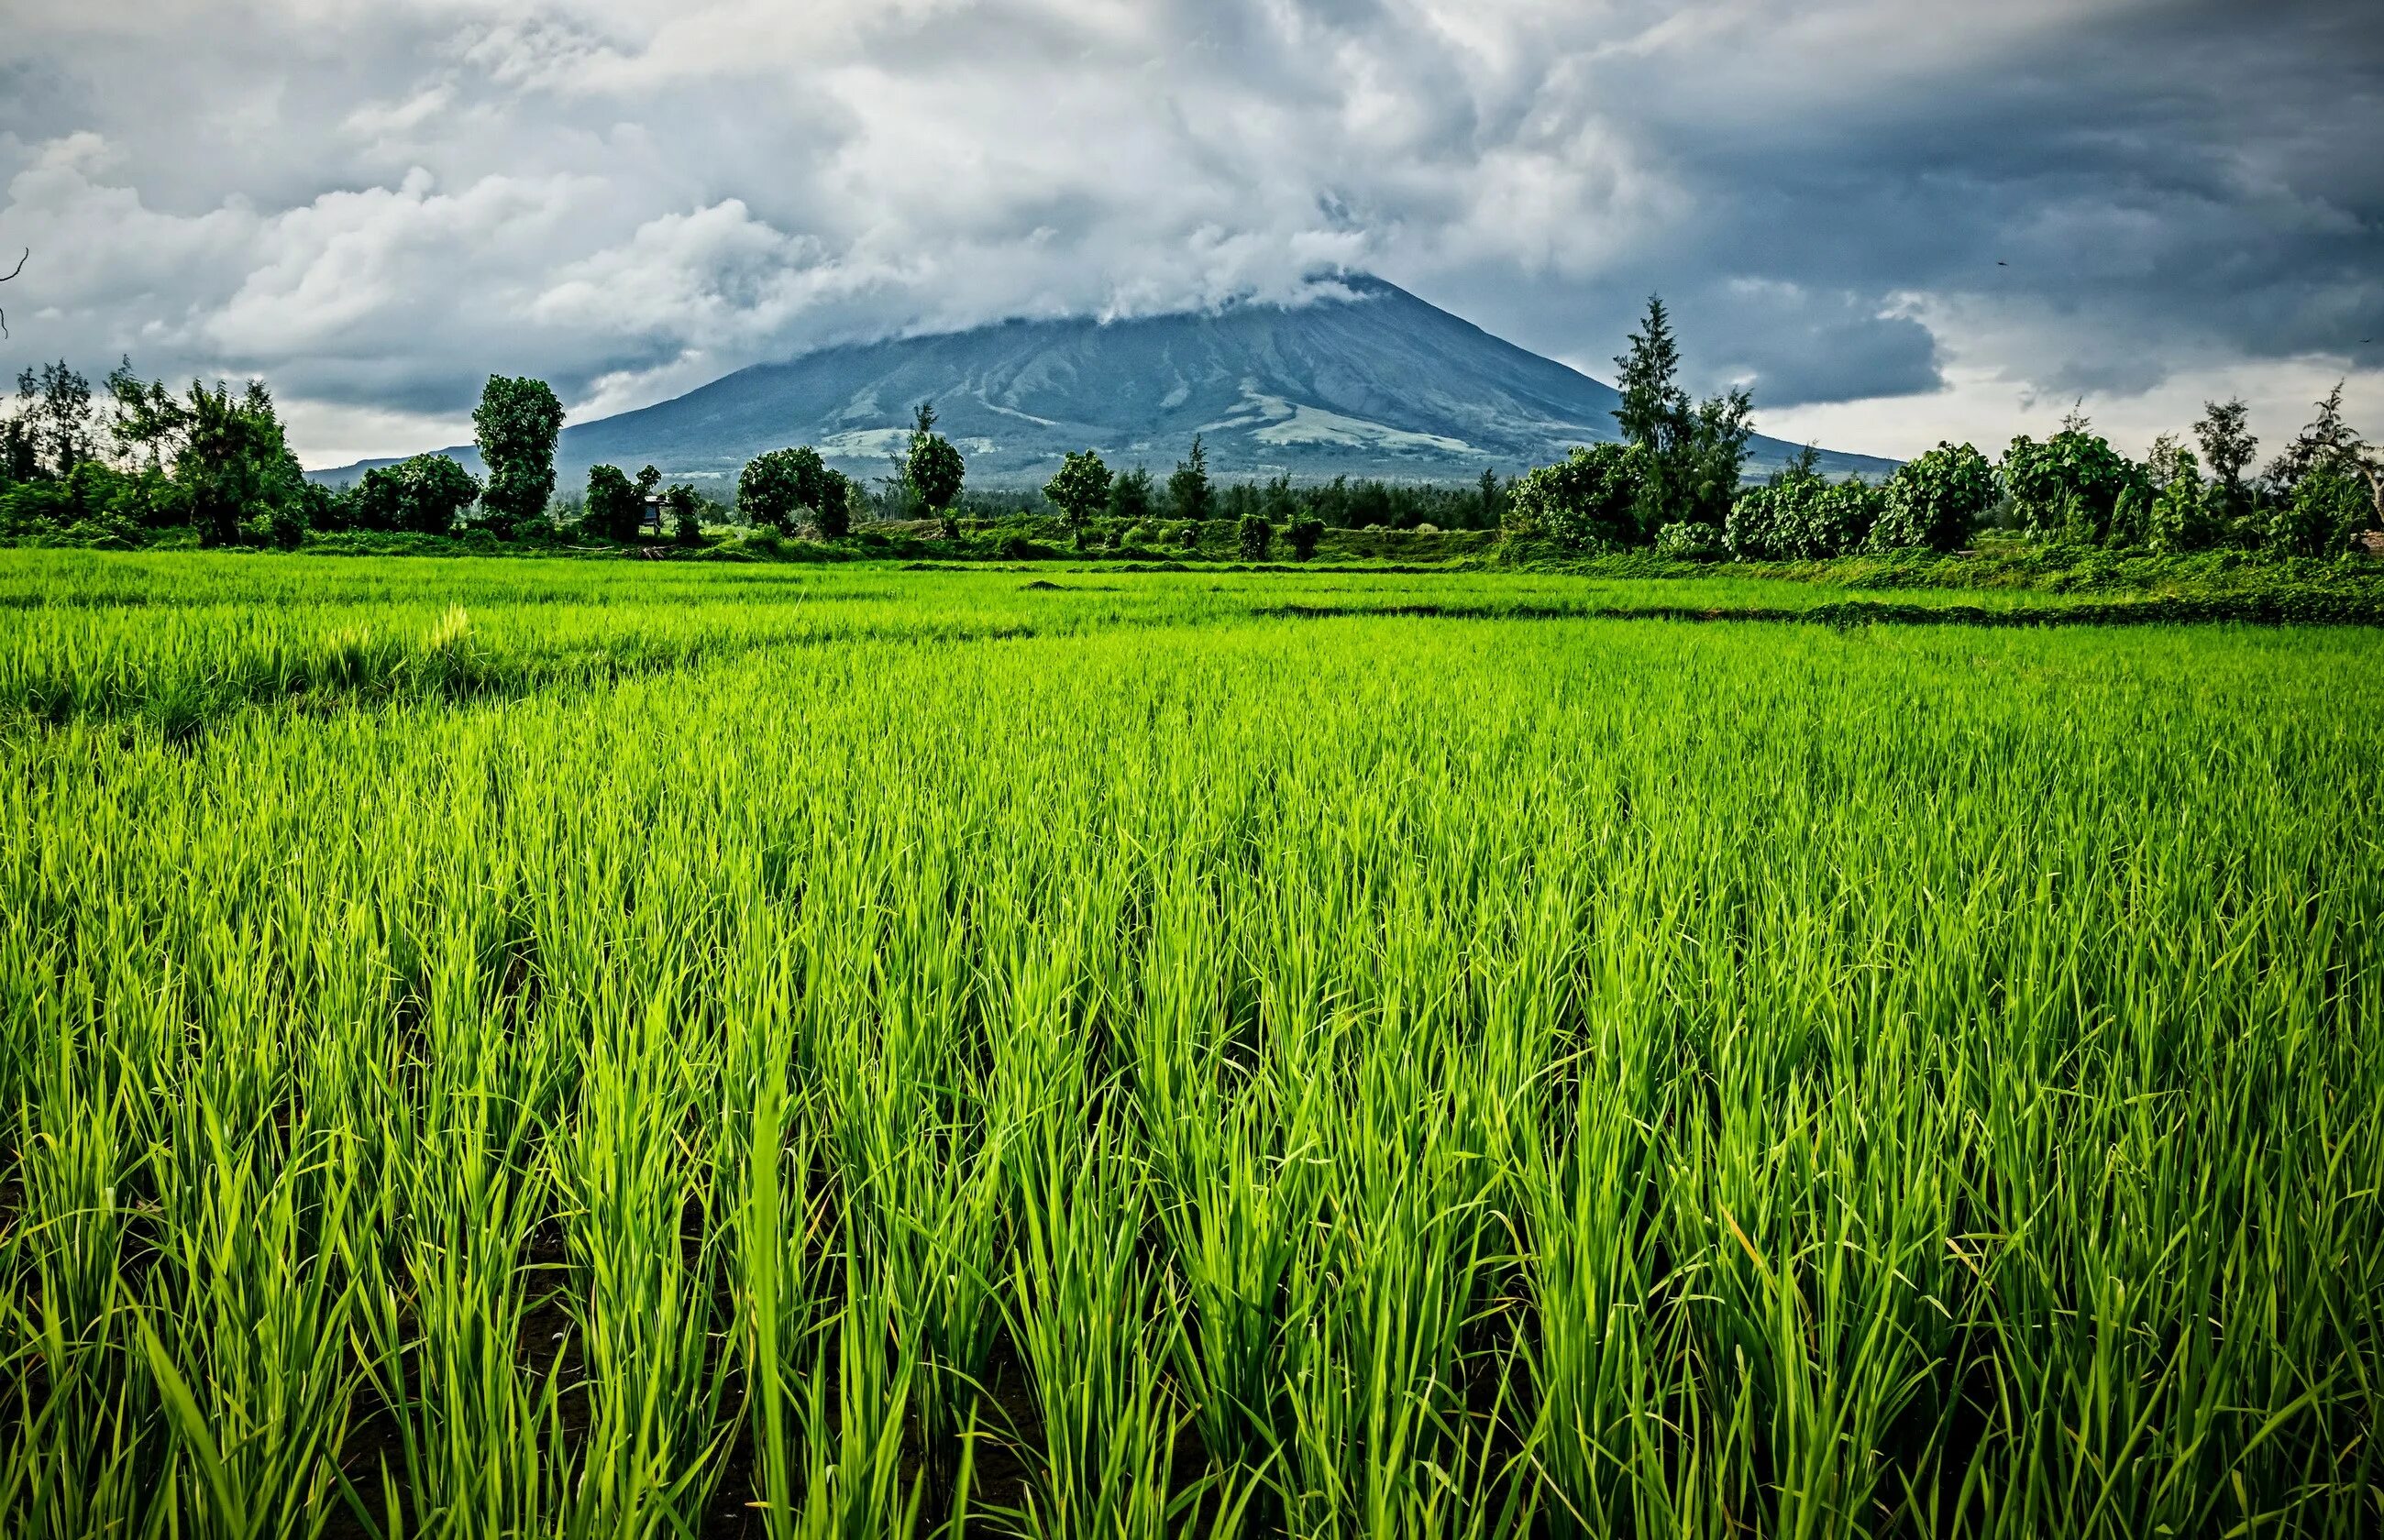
(666, 482, 703, 546)
(1505, 443, 1648, 551)
(904, 402, 966, 513)
(1107, 466, 1154, 524)
(1611, 295, 1688, 457)
(1726, 463, 1879, 561)
(1236, 512, 1272, 560)
(2001, 426, 2141, 544)
(1166, 434, 1211, 522)
(13, 360, 99, 478)
(583, 463, 644, 542)
(2147, 471, 2213, 555)
(1286, 515, 1325, 560)
(2266, 463, 2367, 557)
(1870, 441, 1995, 553)
(179, 380, 308, 548)
(1609, 296, 1755, 529)
(1044, 449, 1113, 543)
(0, 554, 2378, 1540)
(741, 446, 845, 535)
(357, 453, 481, 537)
(1654, 519, 1725, 561)
(472, 375, 566, 534)
(2194, 396, 2257, 504)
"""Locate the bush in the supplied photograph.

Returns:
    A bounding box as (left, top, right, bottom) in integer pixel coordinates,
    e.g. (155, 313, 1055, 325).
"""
(1504, 443, 1647, 550)
(2266, 465, 2369, 557)
(1286, 516, 1325, 560)
(1655, 521, 1725, 561)
(2002, 429, 2143, 544)
(1870, 443, 1995, 553)
(1238, 514, 1273, 561)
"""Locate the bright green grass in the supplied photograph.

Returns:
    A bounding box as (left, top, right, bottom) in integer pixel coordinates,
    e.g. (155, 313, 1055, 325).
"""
(2, 552, 2379, 1538)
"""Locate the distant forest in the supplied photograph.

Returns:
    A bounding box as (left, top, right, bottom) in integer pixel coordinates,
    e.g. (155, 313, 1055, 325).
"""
(4, 297, 2378, 560)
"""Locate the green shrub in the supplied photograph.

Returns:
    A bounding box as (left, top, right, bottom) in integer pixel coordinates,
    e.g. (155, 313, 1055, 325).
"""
(1655, 520, 1725, 561)
(1237, 514, 1273, 561)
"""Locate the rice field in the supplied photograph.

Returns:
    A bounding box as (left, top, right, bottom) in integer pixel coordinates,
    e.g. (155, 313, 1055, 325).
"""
(2, 550, 2379, 1538)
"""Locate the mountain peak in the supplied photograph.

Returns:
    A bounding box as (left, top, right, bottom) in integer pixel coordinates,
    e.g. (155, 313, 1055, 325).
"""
(318, 281, 1896, 487)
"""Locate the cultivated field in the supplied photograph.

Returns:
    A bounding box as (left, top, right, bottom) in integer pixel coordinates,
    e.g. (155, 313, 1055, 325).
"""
(2, 552, 2379, 1538)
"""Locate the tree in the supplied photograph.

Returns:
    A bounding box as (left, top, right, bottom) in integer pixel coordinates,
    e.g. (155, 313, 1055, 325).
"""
(1107, 466, 1153, 524)
(583, 464, 643, 541)
(1726, 458, 1878, 562)
(1610, 296, 1756, 535)
(1237, 513, 1273, 560)
(2263, 381, 2364, 496)
(357, 452, 480, 536)
(1613, 296, 1690, 459)
(1286, 516, 1325, 560)
(2192, 397, 2257, 520)
(1869, 442, 1994, 553)
(1672, 386, 1755, 528)
(472, 376, 565, 535)
(15, 361, 97, 479)
(178, 380, 308, 547)
(1044, 449, 1113, 544)
(741, 446, 846, 534)
(903, 402, 966, 515)
(665, 482, 703, 545)
(2147, 454, 2213, 555)
(1506, 443, 1648, 550)
(1476, 468, 1503, 529)
(1167, 434, 1211, 523)
(815, 470, 855, 539)
(105, 358, 187, 470)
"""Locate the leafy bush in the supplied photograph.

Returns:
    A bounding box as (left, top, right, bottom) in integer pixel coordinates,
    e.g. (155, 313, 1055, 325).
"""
(1237, 514, 1273, 561)
(2266, 465, 2369, 557)
(1286, 516, 1325, 560)
(2002, 429, 2144, 544)
(1655, 521, 1725, 561)
(1870, 442, 1995, 553)
(1503, 443, 1647, 550)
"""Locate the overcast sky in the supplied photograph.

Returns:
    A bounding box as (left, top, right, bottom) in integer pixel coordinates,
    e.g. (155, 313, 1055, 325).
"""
(3, 0, 2378, 468)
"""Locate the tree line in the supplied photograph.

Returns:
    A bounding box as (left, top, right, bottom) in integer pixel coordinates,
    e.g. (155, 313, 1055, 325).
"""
(4, 302, 2377, 560)
(1503, 298, 2381, 563)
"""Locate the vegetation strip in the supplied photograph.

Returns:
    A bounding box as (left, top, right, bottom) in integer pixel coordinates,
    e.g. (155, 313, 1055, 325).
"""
(1262, 592, 2384, 626)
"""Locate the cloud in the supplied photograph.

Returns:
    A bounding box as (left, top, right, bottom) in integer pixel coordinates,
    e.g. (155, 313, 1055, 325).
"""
(0, 0, 2377, 465)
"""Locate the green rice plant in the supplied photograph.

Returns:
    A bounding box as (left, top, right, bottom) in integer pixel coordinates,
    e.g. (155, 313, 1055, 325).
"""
(1001, 1116, 1189, 1540)
(1, 553, 2379, 1537)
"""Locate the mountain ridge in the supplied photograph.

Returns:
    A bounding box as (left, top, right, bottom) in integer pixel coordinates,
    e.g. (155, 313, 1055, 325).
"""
(315, 275, 1901, 490)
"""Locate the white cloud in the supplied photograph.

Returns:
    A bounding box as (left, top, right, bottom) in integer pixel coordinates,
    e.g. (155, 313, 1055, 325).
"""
(0, 0, 2375, 466)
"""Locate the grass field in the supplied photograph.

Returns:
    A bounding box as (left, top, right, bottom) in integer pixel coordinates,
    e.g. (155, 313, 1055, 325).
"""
(3, 550, 2379, 1538)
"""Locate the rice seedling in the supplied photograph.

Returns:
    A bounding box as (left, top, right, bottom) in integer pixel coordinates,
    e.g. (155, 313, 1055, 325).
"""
(1, 551, 2378, 1537)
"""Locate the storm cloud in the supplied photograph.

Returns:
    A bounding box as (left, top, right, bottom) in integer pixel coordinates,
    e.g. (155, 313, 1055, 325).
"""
(1, 0, 2377, 465)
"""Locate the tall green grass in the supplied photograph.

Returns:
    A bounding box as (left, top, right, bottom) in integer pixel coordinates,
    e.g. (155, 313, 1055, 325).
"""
(1, 554, 2378, 1537)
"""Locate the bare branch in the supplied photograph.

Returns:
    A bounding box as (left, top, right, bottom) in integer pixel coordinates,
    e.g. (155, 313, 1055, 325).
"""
(0, 247, 23, 339)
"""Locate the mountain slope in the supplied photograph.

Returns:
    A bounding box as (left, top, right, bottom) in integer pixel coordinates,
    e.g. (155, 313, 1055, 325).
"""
(318, 276, 1899, 489)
